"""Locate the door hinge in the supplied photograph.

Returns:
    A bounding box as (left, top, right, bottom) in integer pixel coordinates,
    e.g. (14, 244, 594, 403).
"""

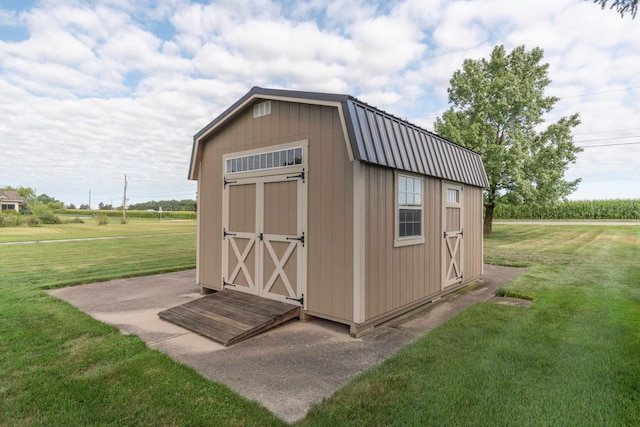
(286, 168, 305, 183)
(258, 232, 263, 241)
(223, 177, 237, 189)
(286, 232, 305, 247)
(223, 228, 237, 240)
(222, 278, 235, 288)
(286, 293, 304, 305)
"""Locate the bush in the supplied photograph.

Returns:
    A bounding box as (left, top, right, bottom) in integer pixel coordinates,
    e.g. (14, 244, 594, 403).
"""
(95, 214, 109, 225)
(66, 217, 85, 224)
(0, 213, 23, 227)
(30, 204, 61, 224)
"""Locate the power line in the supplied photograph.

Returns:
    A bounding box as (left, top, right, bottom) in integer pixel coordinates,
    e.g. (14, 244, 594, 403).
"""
(580, 141, 640, 148)
(574, 127, 640, 136)
(559, 86, 640, 99)
(575, 135, 640, 143)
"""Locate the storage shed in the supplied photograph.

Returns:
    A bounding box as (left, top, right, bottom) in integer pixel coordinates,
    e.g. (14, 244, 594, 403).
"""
(188, 87, 489, 336)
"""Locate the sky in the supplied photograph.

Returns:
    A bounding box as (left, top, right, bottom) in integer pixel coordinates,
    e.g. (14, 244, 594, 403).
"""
(0, 0, 638, 208)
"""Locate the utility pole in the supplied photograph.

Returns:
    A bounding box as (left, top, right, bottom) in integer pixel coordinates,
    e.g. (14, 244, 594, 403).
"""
(122, 174, 128, 224)
(88, 189, 91, 210)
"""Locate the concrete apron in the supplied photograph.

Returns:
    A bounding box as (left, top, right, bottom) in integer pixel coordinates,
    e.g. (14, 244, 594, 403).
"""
(48, 265, 525, 424)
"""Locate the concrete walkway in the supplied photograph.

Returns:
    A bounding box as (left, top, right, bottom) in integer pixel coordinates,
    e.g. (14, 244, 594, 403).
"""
(48, 265, 525, 424)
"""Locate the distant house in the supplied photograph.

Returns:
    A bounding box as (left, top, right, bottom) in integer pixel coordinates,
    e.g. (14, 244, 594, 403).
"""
(0, 190, 24, 212)
(189, 87, 489, 336)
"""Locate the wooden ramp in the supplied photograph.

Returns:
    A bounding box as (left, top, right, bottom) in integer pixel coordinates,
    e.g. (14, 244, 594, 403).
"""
(158, 290, 300, 346)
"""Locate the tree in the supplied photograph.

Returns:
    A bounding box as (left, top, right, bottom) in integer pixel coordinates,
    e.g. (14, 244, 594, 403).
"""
(591, 0, 638, 18)
(434, 45, 582, 234)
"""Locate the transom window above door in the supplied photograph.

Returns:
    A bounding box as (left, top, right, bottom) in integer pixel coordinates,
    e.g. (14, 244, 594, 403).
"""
(226, 147, 303, 174)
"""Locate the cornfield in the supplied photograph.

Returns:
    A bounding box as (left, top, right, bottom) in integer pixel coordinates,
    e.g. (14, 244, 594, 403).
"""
(494, 199, 640, 220)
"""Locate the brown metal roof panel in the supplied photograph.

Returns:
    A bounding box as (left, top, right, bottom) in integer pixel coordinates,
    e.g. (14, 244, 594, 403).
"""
(366, 108, 388, 167)
(345, 101, 368, 162)
(382, 117, 403, 170)
(354, 104, 379, 164)
(375, 113, 396, 168)
(391, 120, 412, 171)
(399, 124, 420, 173)
(419, 133, 437, 177)
(425, 134, 445, 179)
(410, 129, 429, 176)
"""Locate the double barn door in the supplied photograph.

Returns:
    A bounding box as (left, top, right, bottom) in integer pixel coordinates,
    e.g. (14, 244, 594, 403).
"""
(222, 173, 306, 308)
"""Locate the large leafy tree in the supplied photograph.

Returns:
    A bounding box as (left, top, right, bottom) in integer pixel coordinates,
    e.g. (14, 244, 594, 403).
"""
(591, 0, 638, 18)
(434, 45, 582, 234)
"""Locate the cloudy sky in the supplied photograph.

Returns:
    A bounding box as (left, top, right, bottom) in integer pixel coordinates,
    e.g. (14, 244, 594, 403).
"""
(0, 0, 638, 208)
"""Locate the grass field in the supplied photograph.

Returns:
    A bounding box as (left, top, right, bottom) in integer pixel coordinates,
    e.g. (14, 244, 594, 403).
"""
(1, 221, 639, 425)
(302, 225, 640, 426)
(0, 217, 196, 243)
(0, 220, 285, 426)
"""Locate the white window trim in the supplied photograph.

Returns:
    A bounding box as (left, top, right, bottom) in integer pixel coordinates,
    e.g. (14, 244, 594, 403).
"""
(394, 171, 425, 247)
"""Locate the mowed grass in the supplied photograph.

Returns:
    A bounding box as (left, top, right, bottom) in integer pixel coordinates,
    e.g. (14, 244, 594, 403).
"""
(0, 220, 285, 426)
(0, 217, 196, 243)
(301, 225, 640, 426)
(2, 221, 639, 425)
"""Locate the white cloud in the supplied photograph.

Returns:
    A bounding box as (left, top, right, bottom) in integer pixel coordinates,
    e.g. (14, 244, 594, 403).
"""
(0, 0, 639, 205)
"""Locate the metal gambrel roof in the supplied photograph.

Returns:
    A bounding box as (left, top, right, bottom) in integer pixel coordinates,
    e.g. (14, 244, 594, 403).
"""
(345, 99, 489, 188)
(190, 87, 489, 188)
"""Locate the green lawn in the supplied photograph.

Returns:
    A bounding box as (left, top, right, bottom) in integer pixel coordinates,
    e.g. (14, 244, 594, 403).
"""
(301, 225, 640, 426)
(1, 222, 639, 425)
(0, 220, 285, 426)
(0, 217, 196, 243)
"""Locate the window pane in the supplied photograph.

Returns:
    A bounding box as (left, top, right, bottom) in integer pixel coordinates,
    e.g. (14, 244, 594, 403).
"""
(248, 156, 254, 170)
(242, 157, 248, 171)
(287, 149, 294, 165)
(399, 176, 406, 192)
(414, 178, 421, 194)
(407, 177, 414, 193)
(399, 223, 406, 237)
(407, 193, 415, 206)
(260, 154, 267, 169)
(399, 193, 406, 206)
(295, 147, 302, 164)
(226, 159, 231, 173)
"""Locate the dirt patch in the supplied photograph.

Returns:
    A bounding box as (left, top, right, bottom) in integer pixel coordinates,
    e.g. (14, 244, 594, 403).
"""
(491, 296, 533, 307)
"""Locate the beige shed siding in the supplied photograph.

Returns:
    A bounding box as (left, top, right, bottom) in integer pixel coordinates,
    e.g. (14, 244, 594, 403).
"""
(197, 100, 354, 323)
(364, 165, 442, 320)
(463, 185, 484, 282)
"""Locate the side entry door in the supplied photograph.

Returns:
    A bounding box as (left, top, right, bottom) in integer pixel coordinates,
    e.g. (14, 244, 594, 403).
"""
(442, 182, 464, 289)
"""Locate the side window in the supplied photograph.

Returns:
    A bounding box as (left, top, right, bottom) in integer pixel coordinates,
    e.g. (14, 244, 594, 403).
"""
(395, 173, 425, 246)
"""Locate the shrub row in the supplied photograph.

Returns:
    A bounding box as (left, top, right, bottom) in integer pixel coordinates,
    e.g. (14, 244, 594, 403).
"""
(0, 212, 85, 227)
(495, 199, 640, 220)
(58, 209, 197, 220)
